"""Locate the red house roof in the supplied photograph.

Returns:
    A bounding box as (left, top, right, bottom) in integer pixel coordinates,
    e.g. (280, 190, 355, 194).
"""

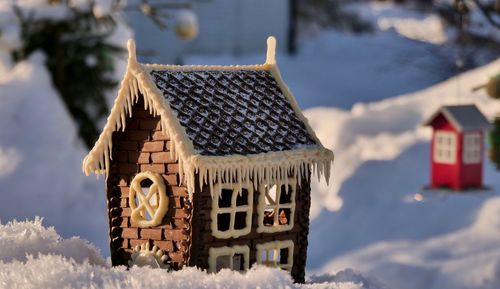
(424, 104, 491, 131)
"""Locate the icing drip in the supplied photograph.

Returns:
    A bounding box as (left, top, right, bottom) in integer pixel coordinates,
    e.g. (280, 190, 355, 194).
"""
(190, 148, 332, 198)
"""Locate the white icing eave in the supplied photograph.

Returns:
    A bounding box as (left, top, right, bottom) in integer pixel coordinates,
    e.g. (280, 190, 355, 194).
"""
(190, 147, 333, 198)
(82, 37, 334, 198)
(82, 39, 197, 195)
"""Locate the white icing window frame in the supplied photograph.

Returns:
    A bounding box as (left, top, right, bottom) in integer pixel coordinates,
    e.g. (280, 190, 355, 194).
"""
(257, 178, 296, 233)
(434, 131, 457, 164)
(208, 245, 250, 273)
(256, 240, 294, 272)
(463, 132, 481, 164)
(211, 183, 253, 239)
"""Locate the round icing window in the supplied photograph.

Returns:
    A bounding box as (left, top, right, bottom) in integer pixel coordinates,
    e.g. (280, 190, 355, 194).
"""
(129, 171, 168, 228)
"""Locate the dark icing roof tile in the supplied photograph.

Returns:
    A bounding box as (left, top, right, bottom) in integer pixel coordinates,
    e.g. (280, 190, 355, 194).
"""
(149, 69, 318, 156)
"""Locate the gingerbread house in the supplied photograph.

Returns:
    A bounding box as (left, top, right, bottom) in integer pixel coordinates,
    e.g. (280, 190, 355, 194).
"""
(82, 37, 333, 282)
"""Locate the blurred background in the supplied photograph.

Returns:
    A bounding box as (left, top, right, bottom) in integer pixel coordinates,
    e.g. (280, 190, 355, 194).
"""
(0, 1, 499, 288)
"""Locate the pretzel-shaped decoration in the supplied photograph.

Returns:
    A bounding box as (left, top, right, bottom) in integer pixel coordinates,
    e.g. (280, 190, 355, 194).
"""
(129, 171, 168, 228)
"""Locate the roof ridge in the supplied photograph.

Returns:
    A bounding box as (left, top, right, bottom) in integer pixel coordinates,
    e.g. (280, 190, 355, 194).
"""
(141, 63, 272, 71)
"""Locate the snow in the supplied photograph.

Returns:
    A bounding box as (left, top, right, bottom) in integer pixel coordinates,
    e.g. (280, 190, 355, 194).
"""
(0, 0, 132, 251)
(305, 59, 500, 218)
(0, 219, 380, 289)
(0, 53, 109, 251)
(349, 2, 448, 44)
(306, 59, 500, 289)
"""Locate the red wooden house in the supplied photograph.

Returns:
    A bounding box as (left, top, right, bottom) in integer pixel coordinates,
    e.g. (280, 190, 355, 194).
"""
(424, 104, 491, 190)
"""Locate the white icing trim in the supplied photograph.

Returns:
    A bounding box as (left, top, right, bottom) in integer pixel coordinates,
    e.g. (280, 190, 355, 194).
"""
(208, 245, 250, 273)
(192, 147, 332, 198)
(82, 38, 334, 199)
(129, 171, 168, 228)
(266, 36, 276, 64)
(256, 178, 296, 234)
(256, 240, 294, 272)
(210, 183, 253, 239)
(82, 39, 198, 198)
(143, 63, 272, 71)
(268, 64, 324, 147)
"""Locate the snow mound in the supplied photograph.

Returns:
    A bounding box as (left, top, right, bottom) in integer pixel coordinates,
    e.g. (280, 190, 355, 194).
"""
(0, 217, 105, 266)
(349, 2, 448, 44)
(0, 52, 108, 250)
(305, 58, 500, 289)
(0, 219, 382, 289)
(305, 58, 500, 218)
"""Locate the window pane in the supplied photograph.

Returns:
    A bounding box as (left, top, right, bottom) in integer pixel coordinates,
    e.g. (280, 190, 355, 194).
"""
(234, 212, 247, 230)
(265, 185, 278, 205)
(263, 209, 274, 226)
(279, 186, 292, 204)
(268, 249, 277, 263)
(217, 213, 231, 231)
(434, 131, 456, 164)
(236, 189, 249, 206)
(233, 254, 244, 271)
(279, 248, 289, 265)
(278, 209, 291, 225)
(216, 255, 231, 271)
(218, 189, 233, 208)
(260, 251, 268, 264)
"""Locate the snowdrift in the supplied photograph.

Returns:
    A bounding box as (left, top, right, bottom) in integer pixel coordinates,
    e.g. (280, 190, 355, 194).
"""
(305, 59, 500, 289)
(0, 219, 382, 289)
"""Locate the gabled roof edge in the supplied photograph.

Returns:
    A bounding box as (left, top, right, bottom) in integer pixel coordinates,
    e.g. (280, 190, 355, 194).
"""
(82, 39, 198, 197)
(268, 67, 325, 147)
(423, 108, 463, 130)
(423, 105, 492, 131)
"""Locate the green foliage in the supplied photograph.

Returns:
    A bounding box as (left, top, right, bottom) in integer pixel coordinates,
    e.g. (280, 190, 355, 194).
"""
(11, 5, 124, 148)
(489, 117, 500, 170)
(486, 74, 500, 99)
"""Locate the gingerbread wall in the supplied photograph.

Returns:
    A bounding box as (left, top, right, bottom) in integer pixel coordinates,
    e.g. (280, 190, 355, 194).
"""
(106, 97, 192, 269)
(190, 175, 312, 283)
(105, 96, 312, 282)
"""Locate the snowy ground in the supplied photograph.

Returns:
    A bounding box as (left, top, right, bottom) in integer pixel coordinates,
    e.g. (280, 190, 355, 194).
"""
(306, 59, 500, 289)
(0, 219, 382, 289)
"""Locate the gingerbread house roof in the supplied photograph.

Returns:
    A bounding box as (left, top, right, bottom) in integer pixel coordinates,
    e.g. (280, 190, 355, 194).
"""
(149, 69, 318, 156)
(82, 37, 334, 197)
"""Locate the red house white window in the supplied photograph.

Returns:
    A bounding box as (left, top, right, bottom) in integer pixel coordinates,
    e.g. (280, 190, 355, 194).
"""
(463, 132, 481, 164)
(434, 131, 457, 164)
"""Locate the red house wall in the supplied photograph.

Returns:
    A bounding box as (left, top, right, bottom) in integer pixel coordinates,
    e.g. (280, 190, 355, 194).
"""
(430, 114, 461, 190)
(459, 130, 483, 189)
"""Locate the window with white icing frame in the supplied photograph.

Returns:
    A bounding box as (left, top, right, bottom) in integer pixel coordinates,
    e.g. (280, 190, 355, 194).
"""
(434, 131, 457, 164)
(208, 245, 250, 273)
(211, 183, 253, 239)
(256, 240, 294, 272)
(463, 132, 481, 164)
(257, 178, 296, 233)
